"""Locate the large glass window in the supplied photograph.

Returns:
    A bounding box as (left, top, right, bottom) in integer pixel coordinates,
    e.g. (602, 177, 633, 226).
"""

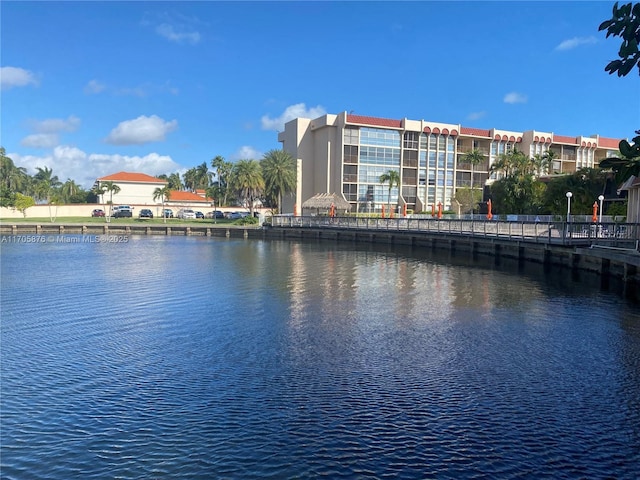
(446, 153, 454, 169)
(360, 146, 401, 166)
(360, 128, 401, 147)
(447, 137, 454, 151)
(403, 150, 418, 167)
(429, 135, 437, 150)
(420, 133, 429, 150)
(437, 152, 445, 168)
(358, 166, 400, 184)
(438, 136, 446, 150)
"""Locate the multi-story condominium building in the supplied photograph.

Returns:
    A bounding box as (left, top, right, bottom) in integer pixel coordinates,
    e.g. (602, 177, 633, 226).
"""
(278, 111, 621, 214)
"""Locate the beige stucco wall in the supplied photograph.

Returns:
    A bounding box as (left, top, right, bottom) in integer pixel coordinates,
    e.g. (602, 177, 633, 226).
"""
(97, 181, 165, 205)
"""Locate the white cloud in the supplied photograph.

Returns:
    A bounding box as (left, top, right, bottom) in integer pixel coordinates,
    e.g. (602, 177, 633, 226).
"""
(1, 66, 38, 90)
(230, 146, 263, 161)
(467, 111, 486, 121)
(156, 24, 201, 45)
(261, 103, 327, 131)
(21, 134, 59, 148)
(10, 146, 182, 188)
(503, 92, 527, 104)
(105, 115, 178, 145)
(555, 36, 597, 51)
(30, 115, 81, 133)
(84, 79, 106, 94)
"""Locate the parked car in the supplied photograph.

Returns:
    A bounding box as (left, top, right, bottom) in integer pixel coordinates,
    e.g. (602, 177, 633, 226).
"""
(139, 208, 153, 219)
(195, 211, 204, 219)
(177, 209, 196, 219)
(113, 206, 133, 218)
(91, 209, 105, 217)
(206, 210, 225, 219)
(225, 211, 244, 220)
(162, 209, 174, 218)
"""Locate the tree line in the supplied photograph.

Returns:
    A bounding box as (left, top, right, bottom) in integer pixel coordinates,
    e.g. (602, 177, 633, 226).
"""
(0, 147, 298, 217)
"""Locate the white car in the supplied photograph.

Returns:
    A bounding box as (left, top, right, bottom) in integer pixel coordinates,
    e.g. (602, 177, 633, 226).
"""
(177, 209, 196, 219)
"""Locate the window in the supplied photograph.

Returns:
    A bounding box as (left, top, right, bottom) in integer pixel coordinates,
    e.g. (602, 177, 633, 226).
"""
(438, 136, 446, 150)
(403, 131, 419, 149)
(343, 164, 357, 183)
(343, 183, 358, 202)
(344, 127, 359, 145)
(344, 145, 358, 163)
(360, 128, 401, 147)
(403, 150, 418, 167)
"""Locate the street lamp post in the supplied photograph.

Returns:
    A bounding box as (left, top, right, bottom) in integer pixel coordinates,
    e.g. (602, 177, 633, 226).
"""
(598, 195, 604, 224)
(566, 192, 572, 240)
(566, 192, 572, 222)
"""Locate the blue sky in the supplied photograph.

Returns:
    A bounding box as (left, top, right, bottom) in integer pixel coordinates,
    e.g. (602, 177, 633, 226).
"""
(1, 1, 638, 188)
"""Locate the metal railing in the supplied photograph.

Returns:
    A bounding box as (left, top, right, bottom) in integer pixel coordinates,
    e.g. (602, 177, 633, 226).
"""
(271, 215, 640, 248)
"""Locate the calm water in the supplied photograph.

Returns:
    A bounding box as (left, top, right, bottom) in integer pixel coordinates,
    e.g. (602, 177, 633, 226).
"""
(1, 234, 639, 479)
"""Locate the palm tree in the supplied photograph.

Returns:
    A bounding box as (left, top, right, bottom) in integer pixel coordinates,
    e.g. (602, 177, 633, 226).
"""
(194, 162, 212, 190)
(231, 159, 264, 218)
(60, 179, 81, 203)
(101, 181, 121, 220)
(183, 167, 197, 192)
(261, 149, 297, 213)
(461, 148, 485, 198)
(0, 147, 28, 193)
(212, 155, 233, 206)
(543, 150, 559, 174)
(34, 166, 61, 203)
(33, 166, 62, 222)
(379, 169, 400, 215)
(153, 186, 172, 223)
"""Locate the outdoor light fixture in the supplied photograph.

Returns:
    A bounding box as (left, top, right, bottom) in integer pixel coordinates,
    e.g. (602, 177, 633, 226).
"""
(598, 195, 604, 224)
(566, 192, 573, 223)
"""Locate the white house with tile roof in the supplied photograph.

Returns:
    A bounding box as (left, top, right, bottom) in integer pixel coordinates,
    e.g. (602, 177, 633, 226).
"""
(94, 171, 167, 206)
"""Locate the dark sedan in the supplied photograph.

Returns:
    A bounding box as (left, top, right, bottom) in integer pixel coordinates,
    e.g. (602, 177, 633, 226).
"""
(91, 209, 105, 217)
(139, 209, 154, 218)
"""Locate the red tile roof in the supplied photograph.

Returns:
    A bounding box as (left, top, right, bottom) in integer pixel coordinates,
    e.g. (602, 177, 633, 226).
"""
(599, 137, 621, 149)
(167, 190, 212, 203)
(98, 172, 166, 183)
(553, 135, 576, 144)
(346, 114, 402, 128)
(460, 127, 491, 137)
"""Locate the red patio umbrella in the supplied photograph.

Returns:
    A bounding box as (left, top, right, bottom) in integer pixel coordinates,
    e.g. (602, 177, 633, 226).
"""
(381, 204, 385, 218)
(486, 199, 493, 220)
(431, 203, 435, 217)
(329, 203, 335, 218)
(437, 202, 443, 219)
(592, 201, 598, 223)
(403, 203, 407, 217)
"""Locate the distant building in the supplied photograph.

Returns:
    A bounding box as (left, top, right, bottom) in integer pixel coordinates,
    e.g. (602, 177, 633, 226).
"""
(278, 111, 622, 213)
(94, 172, 166, 206)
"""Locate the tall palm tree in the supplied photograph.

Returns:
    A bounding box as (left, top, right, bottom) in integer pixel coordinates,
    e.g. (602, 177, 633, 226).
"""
(461, 148, 485, 193)
(543, 150, 559, 174)
(183, 167, 197, 192)
(261, 149, 296, 213)
(34, 166, 61, 203)
(379, 169, 400, 215)
(231, 159, 264, 218)
(153, 186, 172, 223)
(101, 181, 121, 220)
(168, 172, 183, 190)
(194, 162, 212, 190)
(212, 155, 233, 206)
(0, 147, 28, 193)
(60, 179, 81, 203)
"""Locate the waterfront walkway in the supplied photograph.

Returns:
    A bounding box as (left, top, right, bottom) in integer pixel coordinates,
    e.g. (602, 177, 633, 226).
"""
(271, 216, 640, 249)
